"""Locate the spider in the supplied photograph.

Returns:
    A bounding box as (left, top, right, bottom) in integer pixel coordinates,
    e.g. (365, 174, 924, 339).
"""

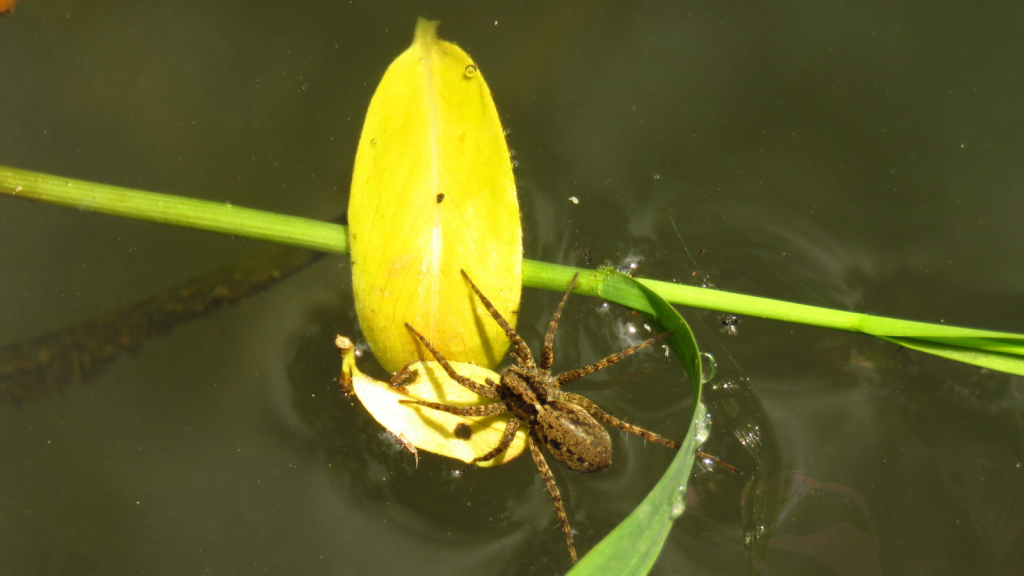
(396, 270, 687, 564)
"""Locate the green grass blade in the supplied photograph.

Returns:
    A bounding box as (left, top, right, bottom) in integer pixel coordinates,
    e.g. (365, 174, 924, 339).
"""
(568, 403, 705, 575)
(4, 165, 1024, 375)
(638, 277, 1024, 345)
(568, 271, 703, 575)
(0, 166, 347, 254)
(882, 336, 1024, 375)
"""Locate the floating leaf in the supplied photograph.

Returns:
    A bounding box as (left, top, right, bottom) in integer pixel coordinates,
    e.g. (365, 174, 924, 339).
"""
(348, 18, 522, 373)
(336, 336, 527, 467)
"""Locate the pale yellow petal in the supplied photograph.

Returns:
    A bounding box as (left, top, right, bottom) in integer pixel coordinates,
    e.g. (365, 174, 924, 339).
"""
(337, 336, 526, 467)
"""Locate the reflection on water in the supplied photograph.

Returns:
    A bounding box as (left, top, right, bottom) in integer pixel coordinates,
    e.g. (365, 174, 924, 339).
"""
(766, 472, 881, 576)
(3, 1, 1024, 575)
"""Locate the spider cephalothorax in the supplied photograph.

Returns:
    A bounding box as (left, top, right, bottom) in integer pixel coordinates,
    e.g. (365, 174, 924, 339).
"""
(396, 270, 680, 563)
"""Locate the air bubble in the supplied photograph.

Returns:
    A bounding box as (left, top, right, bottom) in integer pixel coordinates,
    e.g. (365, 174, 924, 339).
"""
(369, 138, 379, 148)
(511, 160, 520, 169)
(464, 64, 479, 78)
(503, 128, 511, 136)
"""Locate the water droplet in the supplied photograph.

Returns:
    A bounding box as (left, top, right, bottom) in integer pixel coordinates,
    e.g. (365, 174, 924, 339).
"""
(653, 173, 661, 181)
(669, 486, 686, 519)
(503, 128, 511, 136)
(700, 352, 718, 383)
(695, 405, 712, 444)
(509, 149, 516, 157)
(670, 499, 685, 518)
(464, 64, 478, 78)
(369, 138, 378, 148)
(511, 160, 519, 169)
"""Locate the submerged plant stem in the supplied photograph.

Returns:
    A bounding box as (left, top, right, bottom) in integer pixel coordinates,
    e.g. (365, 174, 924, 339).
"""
(0, 241, 326, 405)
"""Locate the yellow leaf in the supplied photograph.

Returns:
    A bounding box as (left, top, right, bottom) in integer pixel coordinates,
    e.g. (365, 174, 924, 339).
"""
(336, 336, 527, 467)
(348, 18, 522, 374)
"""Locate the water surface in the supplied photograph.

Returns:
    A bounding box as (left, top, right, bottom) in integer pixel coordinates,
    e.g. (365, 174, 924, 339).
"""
(2, 1, 1023, 574)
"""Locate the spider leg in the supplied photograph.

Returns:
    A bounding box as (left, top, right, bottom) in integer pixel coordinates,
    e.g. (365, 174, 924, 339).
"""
(529, 432, 578, 564)
(556, 391, 679, 449)
(500, 372, 541, 406)
(694, 451, 743, 474)
(465, 417, 521, 468)
(460, 270, 535, 367)
(404, 323, 499, 399)
(556, 394, 742, 473)
(554, 331, 673, 388)
(541, 273, 579, 371)
(398, 399, 508, 417)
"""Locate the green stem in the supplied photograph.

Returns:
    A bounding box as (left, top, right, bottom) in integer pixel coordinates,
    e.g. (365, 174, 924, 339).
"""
(4, 165, 1024, 364)
(0, 166, 346, 254)
(517, 262, 1024, 345)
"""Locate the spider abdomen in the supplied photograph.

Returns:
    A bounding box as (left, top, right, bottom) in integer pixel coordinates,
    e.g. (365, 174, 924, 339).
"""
(535, 401, 612, 473)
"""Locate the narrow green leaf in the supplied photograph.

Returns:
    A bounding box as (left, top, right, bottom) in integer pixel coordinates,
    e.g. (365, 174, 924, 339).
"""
(568, 271, 703, 575)
(882, 336, 1024, 375)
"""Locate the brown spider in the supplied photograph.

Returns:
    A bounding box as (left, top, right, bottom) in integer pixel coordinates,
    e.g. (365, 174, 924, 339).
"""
(396, 270, 685, 564)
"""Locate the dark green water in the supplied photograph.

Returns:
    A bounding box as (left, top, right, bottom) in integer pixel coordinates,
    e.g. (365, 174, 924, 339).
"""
(2, 1, 1024, 574)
